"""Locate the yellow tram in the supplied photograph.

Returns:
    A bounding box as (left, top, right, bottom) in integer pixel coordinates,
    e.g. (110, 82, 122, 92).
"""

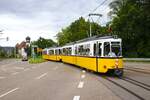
(42, 36, 123, 76)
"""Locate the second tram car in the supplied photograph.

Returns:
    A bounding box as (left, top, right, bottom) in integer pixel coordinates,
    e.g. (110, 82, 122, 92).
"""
(42, 35, 123, 76)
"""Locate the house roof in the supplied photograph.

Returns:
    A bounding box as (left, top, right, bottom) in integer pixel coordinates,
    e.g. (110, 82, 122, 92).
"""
(16, 41, 27, 49)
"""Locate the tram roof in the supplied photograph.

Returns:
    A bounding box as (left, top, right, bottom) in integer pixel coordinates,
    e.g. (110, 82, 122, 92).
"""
(65, 35, 120, 46)
(43, 35, 121, 50)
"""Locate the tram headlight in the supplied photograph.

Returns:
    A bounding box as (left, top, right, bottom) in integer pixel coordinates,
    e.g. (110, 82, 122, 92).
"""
(104, 65, 107, 69)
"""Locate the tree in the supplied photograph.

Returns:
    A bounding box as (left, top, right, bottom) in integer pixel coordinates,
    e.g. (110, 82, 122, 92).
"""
(56, 17, 108, 46)
(31, 37, 57, 49)
(108, 0, 150, 57)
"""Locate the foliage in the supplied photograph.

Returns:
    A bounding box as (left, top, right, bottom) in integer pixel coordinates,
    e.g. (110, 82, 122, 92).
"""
(109, 0, 150, 57)
(29, 56, 46, 64)
(0, 47, 15, 58)
(0, 49, 6, 58)
(56, 17, 109, 45)
(31, 37, 57, 49)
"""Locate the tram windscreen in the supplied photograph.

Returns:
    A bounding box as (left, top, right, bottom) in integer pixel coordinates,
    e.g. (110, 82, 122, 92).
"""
(111, 42, 122, 57)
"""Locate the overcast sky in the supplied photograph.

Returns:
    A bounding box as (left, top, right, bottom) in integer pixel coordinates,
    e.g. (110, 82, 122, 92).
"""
(0, 0, 112, 47)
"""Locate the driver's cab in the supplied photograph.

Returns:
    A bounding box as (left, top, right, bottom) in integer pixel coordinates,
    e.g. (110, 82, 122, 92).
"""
(93, 38, 122, 58)
(102, 39, 122, 58)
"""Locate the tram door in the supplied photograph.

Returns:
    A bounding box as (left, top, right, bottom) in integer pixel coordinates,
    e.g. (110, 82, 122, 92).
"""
(94, 42, 102, 72)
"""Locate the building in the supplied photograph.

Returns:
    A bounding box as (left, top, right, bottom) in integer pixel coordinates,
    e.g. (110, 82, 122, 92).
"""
(15, 41, 27, 58)
(0, 46, 15, 57)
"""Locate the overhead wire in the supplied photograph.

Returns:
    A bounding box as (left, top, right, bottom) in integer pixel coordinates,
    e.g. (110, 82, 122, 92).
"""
(91, 0, 109, 13)
(84, 0, 109, 18)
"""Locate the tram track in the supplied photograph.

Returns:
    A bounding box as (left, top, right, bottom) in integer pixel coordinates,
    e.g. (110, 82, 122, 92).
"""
(102, 76, 145, 100)
(122, 76, 150, 91)
(78, 65, 150, 100)
(124, 67, 150, 74)
(79, 65, 150, 100)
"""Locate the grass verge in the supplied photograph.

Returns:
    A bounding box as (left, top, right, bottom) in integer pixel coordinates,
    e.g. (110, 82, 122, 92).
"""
(29, 57, 46, 64)
(124, 60, 150, 63)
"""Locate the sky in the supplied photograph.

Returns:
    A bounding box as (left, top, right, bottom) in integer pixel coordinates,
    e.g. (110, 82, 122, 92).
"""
(0, 0, 112, 47)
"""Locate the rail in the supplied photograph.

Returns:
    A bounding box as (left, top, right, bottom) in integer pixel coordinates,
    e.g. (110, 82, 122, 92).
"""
(124, 58, 150, 61)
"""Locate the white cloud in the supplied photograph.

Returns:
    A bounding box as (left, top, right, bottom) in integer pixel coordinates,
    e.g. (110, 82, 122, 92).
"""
(0, 0, 111, 47)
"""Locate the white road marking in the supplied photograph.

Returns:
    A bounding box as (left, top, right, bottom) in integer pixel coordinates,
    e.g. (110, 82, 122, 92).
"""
(36, 73, 47, 79)
(1, 62, 18, 68)
(24, 68, 30, 71)
(53, 66, 58, 70)
(82, 70, 86, 73)
(0, 88, 19, 98)
(32, 66, 36, 69)
(81, 75, 85, 79)
(12, 72, 19, 75)
(1, 67, 7, 71)
(0, 76, 5, 79)
(73, 96, 80, 100)
(78, 81, 84, 88)
(14, 67, 24, 70)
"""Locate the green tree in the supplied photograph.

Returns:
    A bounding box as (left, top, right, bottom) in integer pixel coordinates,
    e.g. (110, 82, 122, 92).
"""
(109, 0, 150, 57)
(56, 17, 108, 46)
(32, 37, 57, 49)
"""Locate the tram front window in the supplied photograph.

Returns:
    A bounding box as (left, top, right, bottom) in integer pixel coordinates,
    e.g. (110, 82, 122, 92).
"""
(111, 42, 122, 57)
(104, 42, 122, 57)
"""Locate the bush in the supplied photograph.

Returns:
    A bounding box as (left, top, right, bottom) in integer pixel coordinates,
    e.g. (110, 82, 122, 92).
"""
(29, 57, 46, 64)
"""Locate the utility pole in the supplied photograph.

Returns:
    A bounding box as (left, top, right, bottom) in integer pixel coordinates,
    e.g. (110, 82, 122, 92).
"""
(88, 13, 102, 37)
(0, 30, 9, 41)
(0, 30, 3, 35)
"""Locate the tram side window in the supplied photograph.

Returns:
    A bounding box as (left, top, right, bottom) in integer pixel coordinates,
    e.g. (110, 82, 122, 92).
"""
(55, 49, 60, 55)
(104, 42, 110, 56)
(93, 43, 96, 56)
(65, 48, 68, 55)
(63, 48, 66, 55)
(75, 46, 77, 55)
(55, 50, 57, 55)
(78, 45, 84, 55)
(86, 44, 90, 56)
(78, 44, 90, 56)
(66, 48, 69, 55)
(59, 49, 62, 55)
(42, 51, 47, 55)
(49, 50, 54, 55)
(68, 47, 72, 55)
(98, 43, 102, 56)
(83, 45, 86, 55)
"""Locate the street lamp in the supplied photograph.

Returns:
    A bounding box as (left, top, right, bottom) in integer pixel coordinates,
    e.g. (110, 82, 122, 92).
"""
(26, 36, 31, 46)
(25, 36, 31, 59)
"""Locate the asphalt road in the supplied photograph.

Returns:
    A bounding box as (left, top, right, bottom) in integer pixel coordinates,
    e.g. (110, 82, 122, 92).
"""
(0, 59, 121, 100)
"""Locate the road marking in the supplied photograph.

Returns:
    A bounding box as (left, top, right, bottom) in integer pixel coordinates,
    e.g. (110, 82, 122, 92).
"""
(78, 81, 84, 88)
(12, 72, 19, 75)
(53, 66, 58, 70)
(14, 67, 24, 70)
(32, 66, 36, 69)
(24, 68, 30, 71)
(0, 76, 5, 79)
(0, 88, 19, 98)
(82, 70, 86, 73)
(81, 75, 85, 79)
(36, 73, 47, 79)
(73, 96, 80, 100)
(1, 67, 7, 71)
(1, 62, 18, 68)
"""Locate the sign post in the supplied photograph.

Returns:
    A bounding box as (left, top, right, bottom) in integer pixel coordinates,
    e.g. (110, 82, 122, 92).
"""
(31, 45, 38, 59)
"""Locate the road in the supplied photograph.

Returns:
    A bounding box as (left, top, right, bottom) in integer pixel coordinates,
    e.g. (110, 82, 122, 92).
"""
(0, 59, 150, 100)
(0, 59, 120, 100)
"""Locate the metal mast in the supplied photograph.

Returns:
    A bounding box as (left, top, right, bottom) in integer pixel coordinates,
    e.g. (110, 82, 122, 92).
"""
(88, 13, 102, 37)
